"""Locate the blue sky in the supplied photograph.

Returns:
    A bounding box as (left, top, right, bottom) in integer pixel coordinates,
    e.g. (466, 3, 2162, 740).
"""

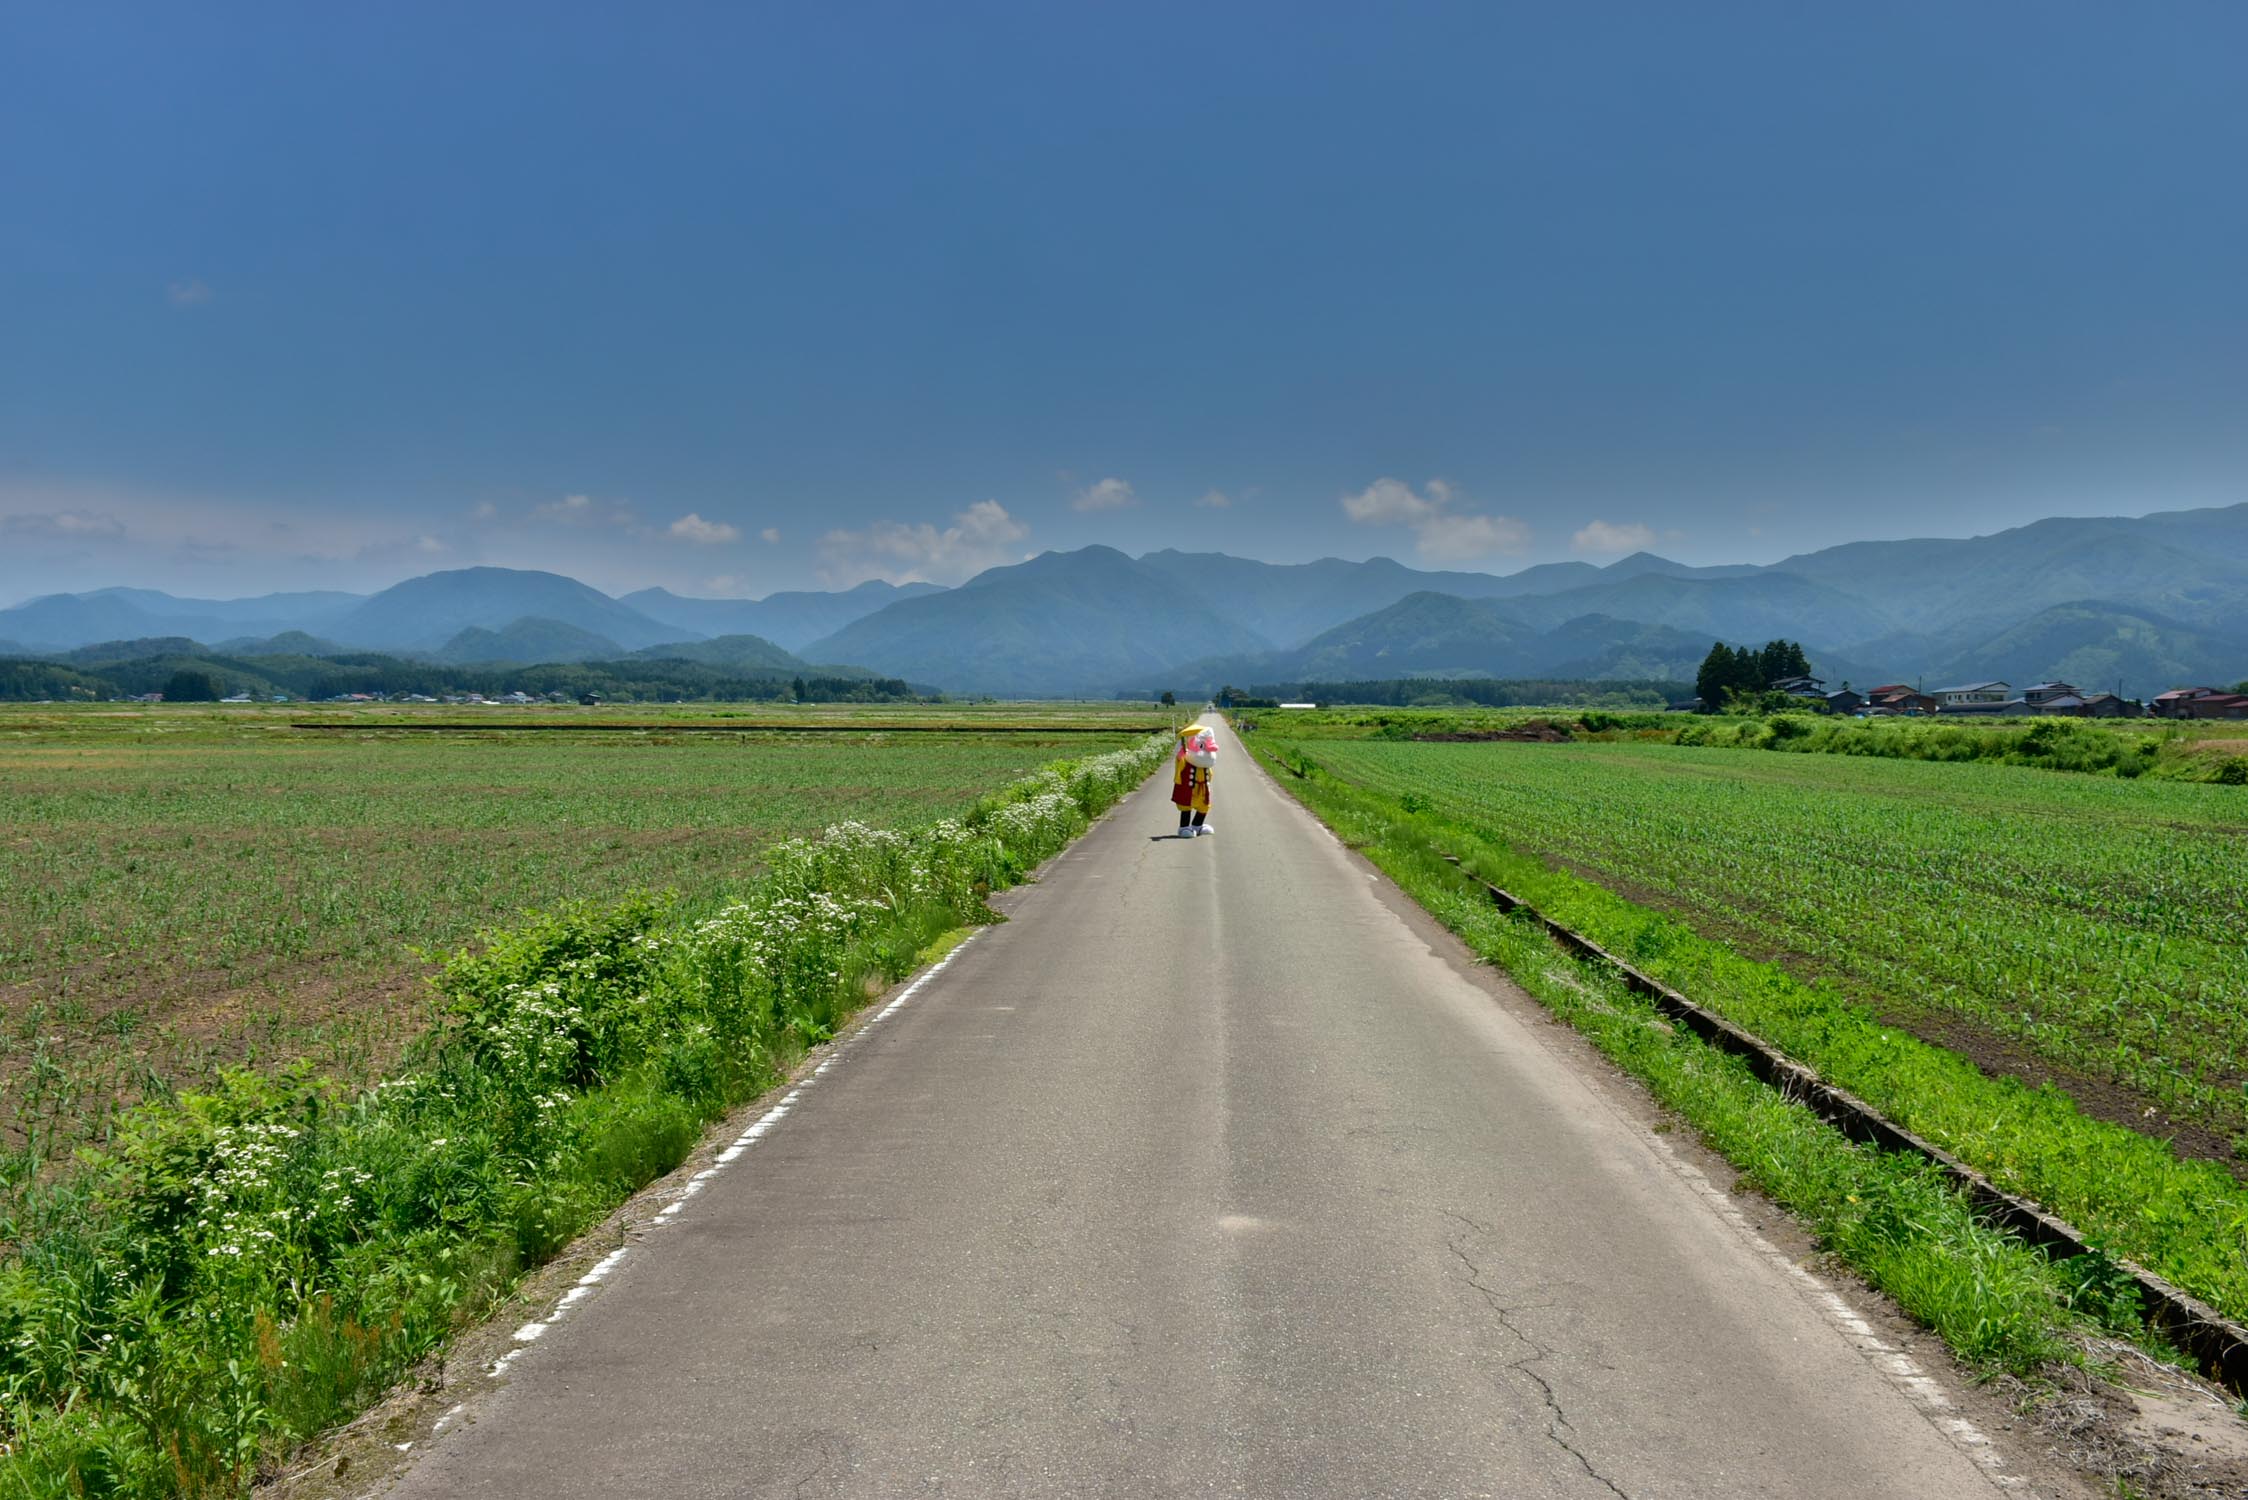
(4, 2, 2245, 603)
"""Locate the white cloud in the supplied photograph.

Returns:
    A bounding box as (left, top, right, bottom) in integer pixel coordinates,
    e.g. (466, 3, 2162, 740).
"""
(1194, 489, 1232, 509)
(1341, 477, 1438, 526)
(414, 534, 447, 554)
(537, 493, 594, 521)
(817, 499, 1029, 586)
(759, 526, 781, 544)
(667, 512, 741, 545)
(167, 279, 212, 308)
(534, 493, 637, 528)
(1571, 519, 1658, 555)
(1071, 477, 1137, 513)
(0, 478, 481, 599)
(469, 501, 500, 522)
(1340, 477, 1526, 562)
(2, 510, 127, 540)
(701, 575, 751, 596)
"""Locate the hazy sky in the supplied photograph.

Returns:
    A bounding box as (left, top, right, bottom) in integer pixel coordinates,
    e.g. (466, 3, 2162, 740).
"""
(4, 2, 2245, 603)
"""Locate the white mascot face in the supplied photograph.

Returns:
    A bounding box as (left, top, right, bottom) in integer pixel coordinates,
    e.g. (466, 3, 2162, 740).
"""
(1184, 730, 1218, 769)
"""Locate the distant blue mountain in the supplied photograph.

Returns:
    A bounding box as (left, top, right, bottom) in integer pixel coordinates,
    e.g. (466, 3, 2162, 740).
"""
(0, 587, 364, 650)
(330, 568, 692, 652)
(806, 503, 2248, 697)
(433, 616, 629, 665)
(8, 500, 2246, 697)
(620, 579, 942, 651)
(806, 547, 1271, 696)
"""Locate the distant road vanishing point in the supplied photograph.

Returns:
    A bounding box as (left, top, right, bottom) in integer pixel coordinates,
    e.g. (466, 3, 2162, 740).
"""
(381, 721, 2038, 1499)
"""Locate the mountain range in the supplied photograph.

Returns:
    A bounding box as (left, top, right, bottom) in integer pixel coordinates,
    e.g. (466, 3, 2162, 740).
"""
(6, 502, 2246, 698)
(619, 581, 943, 652)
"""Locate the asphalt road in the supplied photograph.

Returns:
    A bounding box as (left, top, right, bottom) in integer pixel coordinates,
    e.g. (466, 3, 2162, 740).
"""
(384, 722, 2025, 1498)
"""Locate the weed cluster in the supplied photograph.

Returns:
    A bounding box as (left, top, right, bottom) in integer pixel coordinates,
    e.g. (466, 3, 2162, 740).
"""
(0, 734, 1165, 1496)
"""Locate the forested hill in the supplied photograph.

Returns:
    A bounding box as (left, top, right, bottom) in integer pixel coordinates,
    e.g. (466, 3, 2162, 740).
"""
(0, 646, 916, 704)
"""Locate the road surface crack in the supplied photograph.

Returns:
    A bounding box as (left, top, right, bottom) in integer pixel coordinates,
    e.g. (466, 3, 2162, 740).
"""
(1445, 1213, 1630, 1500)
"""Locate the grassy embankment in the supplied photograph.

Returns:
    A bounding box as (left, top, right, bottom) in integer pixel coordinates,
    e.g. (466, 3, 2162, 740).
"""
(0, 705, 1167, 1496)
(1246, 722, 2248, 1380)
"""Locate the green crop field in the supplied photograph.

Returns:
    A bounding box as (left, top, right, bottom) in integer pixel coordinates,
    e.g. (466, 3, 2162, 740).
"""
(1287, 736, 2248, 1145)
(0, 703, 1160, 1165)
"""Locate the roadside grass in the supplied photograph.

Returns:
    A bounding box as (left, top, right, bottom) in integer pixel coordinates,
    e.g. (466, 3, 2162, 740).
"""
(1245, 736, 2238, 1376)
(0, 733, 1168, 1497)
(0, 706, 1151, 1171)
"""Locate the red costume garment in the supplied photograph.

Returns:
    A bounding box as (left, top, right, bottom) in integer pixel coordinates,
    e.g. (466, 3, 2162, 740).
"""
(1171, 757, 1210, 814)
(1172, 725, 1216, 814)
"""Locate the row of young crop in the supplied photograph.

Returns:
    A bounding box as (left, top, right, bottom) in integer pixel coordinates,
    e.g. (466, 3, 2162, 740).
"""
(0, 734, 1168, 1498)
(1246, 734, 2248, 1376)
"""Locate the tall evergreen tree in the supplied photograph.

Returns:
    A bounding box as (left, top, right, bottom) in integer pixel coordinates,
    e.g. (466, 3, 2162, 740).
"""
(162, 668, 221, 702)
(1695, 643, 1736, 710)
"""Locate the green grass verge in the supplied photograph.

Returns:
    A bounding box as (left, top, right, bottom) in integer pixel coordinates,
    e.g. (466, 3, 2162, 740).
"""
(0, 736, 1167, 1497)
(1247, 738, 2199, 1380)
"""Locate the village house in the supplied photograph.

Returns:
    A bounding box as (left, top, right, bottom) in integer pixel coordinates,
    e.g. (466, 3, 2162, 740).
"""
(2000, 682, 2095, 715)
(1933, 681, 2017, 713)
(1862, 683, 1938, 715)
(2154, 686, 2248, 719)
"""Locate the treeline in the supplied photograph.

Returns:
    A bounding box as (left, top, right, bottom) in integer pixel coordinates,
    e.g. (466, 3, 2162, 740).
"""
(1246, 678, 1686, 709)
(1694, 639, 1812, 710)
(0, 649, 920, 704)
(0, 660, 114, 700)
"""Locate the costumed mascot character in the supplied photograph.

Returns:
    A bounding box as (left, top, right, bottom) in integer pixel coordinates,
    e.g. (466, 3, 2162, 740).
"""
(1173, 722, 1218, 836)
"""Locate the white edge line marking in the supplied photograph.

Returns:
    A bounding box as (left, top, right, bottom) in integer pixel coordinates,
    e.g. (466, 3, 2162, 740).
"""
(1643, 1129, 2027, 1491)
(476, 928, 984, 1384)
